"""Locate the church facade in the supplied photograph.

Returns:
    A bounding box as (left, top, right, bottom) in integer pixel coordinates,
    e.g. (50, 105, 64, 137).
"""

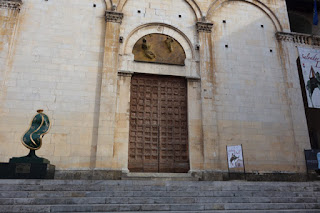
(0, 0, 317, 179)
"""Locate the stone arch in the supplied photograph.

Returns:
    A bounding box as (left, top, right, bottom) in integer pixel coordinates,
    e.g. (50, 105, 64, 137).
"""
(206, 0, 283, 31)
(116, 0, 203, 20)
(103, 0, 112, 10)
(122, 23, 195, 60)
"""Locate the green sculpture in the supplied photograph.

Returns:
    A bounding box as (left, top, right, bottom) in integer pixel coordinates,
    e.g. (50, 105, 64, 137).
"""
(10, 110, 51, 164)
(22, 109, 50, 150)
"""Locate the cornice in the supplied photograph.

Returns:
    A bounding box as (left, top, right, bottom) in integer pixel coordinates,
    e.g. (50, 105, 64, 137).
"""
(276, 32, 320, 46)
(105, 11, 124, 23)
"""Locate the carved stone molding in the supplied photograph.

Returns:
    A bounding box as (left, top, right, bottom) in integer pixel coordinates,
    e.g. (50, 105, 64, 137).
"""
(186, 76, 201, 82)
(196, 22, 213, 33)
(105, 11, 124, 23)
(118, 71, 133, 77)
(276, 32, 320, 46)
(0, 0, 22, 10)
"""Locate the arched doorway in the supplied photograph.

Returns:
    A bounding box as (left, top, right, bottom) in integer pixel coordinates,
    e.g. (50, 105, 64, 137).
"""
(127, 33, 190, 173)
(116, 30, 201, 173)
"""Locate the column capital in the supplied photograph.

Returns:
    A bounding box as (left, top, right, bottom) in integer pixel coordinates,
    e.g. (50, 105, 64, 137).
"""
(0, 0, 22, 10)
(196, 22, 213, 33)
(105, 11, 124, 23)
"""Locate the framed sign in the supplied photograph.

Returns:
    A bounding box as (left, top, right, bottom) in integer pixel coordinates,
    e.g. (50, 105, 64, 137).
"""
(227, 145, 244, 169)
(298, 47, 320, 108)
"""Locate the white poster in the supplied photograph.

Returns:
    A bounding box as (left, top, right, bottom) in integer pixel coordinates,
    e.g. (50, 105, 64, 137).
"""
(298, 47, 320, 108)
(227, 145, 244, 169)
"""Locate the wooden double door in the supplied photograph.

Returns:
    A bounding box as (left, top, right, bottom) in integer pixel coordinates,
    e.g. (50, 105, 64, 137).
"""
(128, 74, 189, 173)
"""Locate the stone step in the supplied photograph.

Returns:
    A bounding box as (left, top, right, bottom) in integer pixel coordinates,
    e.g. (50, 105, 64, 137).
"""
(0, 196, 318, 205)
(0, 203, 319, 212)
(121, 172, 199, 181)
(58, 211, 320, 213)
(0, 181, 319, 194)
(1, 179, 320, 187)
(118, 211, 320, 213)
(1, 190, 320, 198)
(0, 184, 318, 192)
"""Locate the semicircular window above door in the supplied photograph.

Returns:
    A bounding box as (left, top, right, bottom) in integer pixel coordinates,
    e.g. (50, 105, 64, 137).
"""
(132, 33, 186, 66)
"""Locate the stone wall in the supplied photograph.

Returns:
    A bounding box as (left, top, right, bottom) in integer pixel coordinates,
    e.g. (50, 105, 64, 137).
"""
(207, 1, 309, 173)
(0, 0, 106, 169)
(0, 0, 312, 175)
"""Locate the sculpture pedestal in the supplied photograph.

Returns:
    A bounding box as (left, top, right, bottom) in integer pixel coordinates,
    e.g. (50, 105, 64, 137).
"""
(0, 163, 55, 179)
(0, 150, 55, 179)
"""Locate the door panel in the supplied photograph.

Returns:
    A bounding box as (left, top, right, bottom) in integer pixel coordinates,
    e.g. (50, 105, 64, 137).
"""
(128, 74, 189, 173)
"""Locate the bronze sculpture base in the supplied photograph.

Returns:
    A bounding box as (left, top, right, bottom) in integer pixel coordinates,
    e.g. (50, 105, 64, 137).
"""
(0, 163, 55, 179)
(9, 150, 50, 164)
(0, 150, 55, 179)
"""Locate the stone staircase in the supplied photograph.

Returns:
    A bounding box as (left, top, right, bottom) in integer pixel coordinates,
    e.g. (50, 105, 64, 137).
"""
(0, 179, 319, 212)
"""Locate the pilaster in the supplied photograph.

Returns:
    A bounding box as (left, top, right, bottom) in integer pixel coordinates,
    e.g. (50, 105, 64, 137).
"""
(112, 72, 133, 170)
(187, 77, 204, 171)
(276, 31, 312, 172)
(0, 0, 22, 114)
(96, 11, 124, 169)
(196, 22, 220, 170)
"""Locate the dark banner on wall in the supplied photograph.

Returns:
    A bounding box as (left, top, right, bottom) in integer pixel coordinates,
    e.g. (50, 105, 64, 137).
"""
(304, 149, 320, 170)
